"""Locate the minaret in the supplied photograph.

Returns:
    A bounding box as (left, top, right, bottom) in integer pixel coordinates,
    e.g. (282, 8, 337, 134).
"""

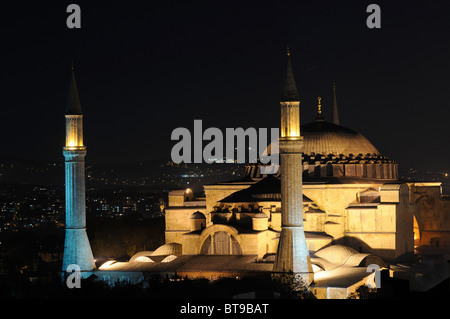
(273, 47, 313, 286)
(331, 83, 340, 125)
(62, 63, 95, 277)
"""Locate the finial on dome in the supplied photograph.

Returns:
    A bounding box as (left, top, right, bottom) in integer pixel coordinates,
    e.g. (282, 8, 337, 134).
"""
(315, 96, 325, 121)
(318, 97, 322, 114)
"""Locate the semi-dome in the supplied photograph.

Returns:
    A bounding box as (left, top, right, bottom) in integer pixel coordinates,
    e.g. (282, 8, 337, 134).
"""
(300, 121, 380, 156)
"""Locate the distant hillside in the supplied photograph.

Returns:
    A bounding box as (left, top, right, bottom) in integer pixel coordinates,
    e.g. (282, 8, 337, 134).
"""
(2, 154, 445, 194)
(0, 154, 64, 186)
(0, 154, 245, 192)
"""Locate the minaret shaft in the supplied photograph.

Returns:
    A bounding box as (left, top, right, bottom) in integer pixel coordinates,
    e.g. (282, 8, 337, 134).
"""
(62, 146, 94, 274)
(279, 139, 303, 228)
(64, 148, 87, 228)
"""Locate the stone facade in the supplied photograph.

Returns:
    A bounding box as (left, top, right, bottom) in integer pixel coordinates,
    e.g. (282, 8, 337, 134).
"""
(164, 179, 417, 264)
(164, 189, 207, 245)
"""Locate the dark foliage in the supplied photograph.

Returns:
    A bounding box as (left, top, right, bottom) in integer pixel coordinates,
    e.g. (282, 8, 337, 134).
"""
(87, 215, 165, 260)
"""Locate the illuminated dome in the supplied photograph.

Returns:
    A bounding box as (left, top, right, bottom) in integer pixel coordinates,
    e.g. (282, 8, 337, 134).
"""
(300, 121, 380, 156)
(251, 119, 397, 181)
(265, 121, 380, 157)
(253, 212, 268, 218)
(129, 251, 155, 262)
(152, 243, 182, 256)
(314, 245, 359, 264)
(312, 245, 386, 270)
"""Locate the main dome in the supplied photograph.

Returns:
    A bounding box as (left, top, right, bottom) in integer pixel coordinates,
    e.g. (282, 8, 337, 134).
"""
(300, 121, 380, 156)
(264, 120, 380, 157)
(253, 119, 398, 181)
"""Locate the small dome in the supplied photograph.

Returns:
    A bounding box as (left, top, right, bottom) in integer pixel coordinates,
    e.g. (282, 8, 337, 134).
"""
(190, 212, 206, 219)
(314, 245, 358, 264)
(129, 250, 154, 262)
(312, 245, 386, 269)
(133, 256, 154, 263)
(98, 260, 117, 270)
(152, 243, 182, 256)
(253, 212, 268, 219)
(161, 255, 178, 263)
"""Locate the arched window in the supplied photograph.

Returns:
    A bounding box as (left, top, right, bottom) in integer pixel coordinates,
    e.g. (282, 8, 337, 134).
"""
(200, 231, 242, 255)
(326, 162, 333, 176)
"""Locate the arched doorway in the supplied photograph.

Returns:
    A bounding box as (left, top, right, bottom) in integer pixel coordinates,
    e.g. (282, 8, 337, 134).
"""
(200, 231, 242, 255)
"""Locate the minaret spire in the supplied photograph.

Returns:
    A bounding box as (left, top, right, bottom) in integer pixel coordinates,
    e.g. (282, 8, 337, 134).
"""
(332, 82, 340, 125)
(281, 45, 300, 102)
(66, 62, 83, 115)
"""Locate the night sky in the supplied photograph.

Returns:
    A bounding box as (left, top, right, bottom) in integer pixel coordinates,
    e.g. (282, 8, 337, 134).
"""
(1, 1, 449, 172)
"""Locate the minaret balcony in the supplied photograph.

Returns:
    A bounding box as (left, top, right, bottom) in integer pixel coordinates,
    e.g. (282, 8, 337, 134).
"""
(63, 145, 86, 151)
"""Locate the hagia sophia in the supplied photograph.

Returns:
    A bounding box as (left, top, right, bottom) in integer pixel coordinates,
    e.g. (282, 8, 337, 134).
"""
(62, 50, 450, 299)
